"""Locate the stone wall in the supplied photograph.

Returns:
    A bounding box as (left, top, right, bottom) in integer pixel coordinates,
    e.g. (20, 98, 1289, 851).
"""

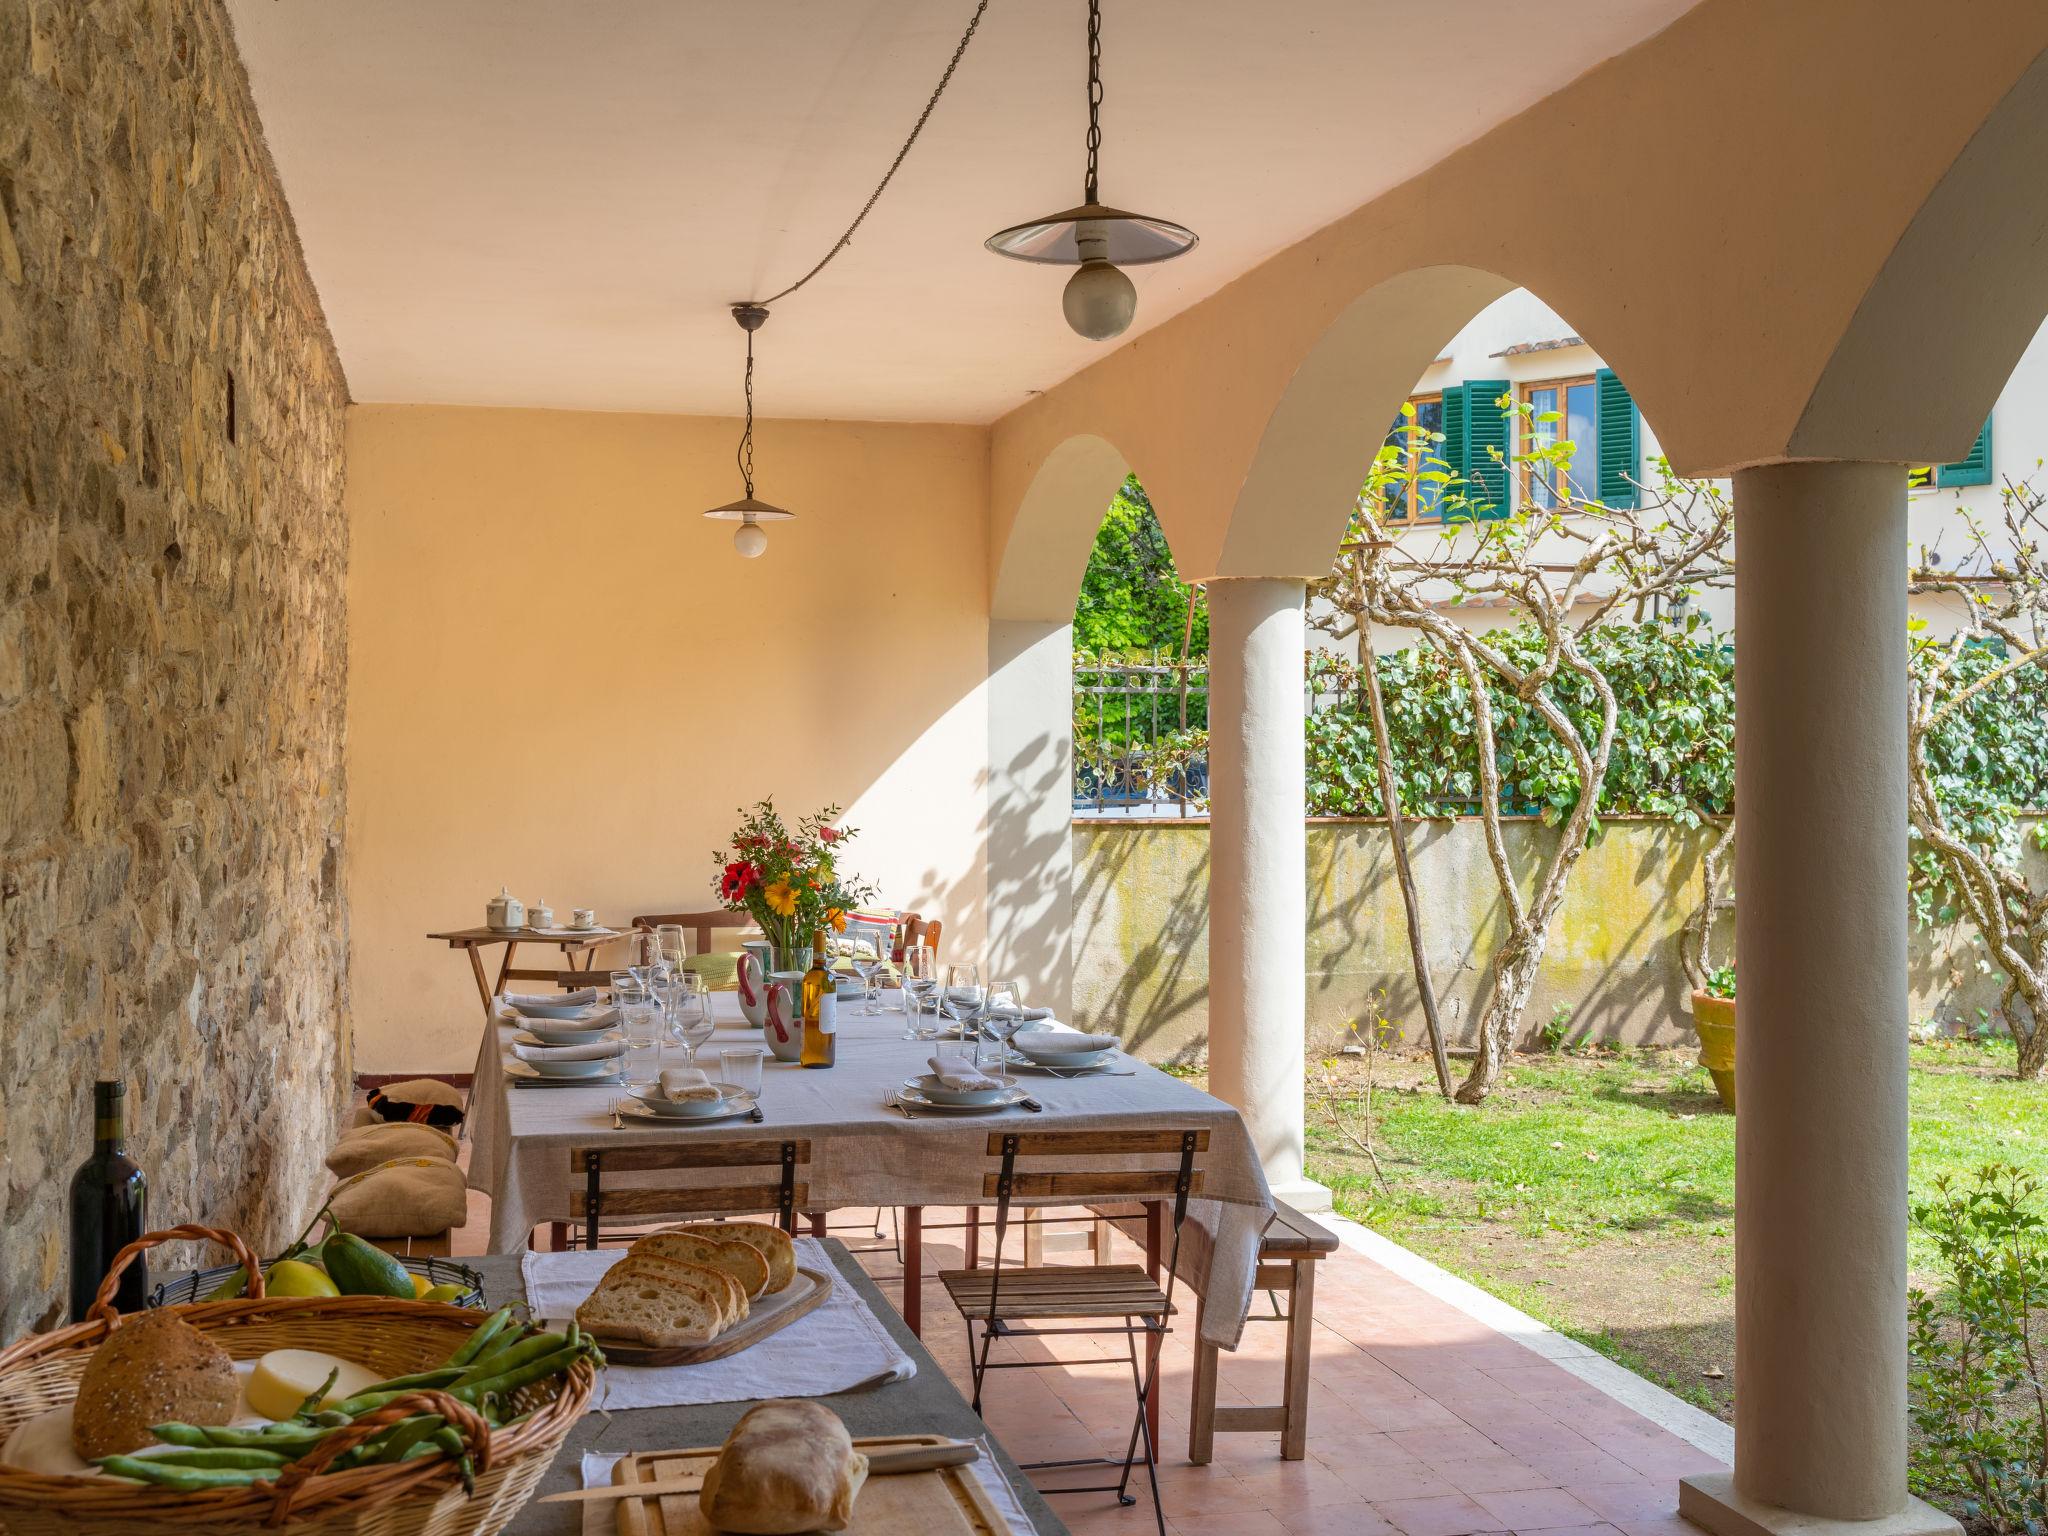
(1073, 818, 2039, 1063)
(0, 0, 350, 1333)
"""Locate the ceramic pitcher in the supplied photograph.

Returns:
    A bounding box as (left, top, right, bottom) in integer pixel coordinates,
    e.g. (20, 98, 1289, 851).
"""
(764, 979, 804, 1062)
(736, 951, 769, 1028)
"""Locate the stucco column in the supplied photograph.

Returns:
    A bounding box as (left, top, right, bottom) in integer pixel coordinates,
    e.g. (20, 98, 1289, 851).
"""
(986, 618, 1075, 1015)
(1680, 464, 1956, 1536)
(1207, 577, 1327, 1211)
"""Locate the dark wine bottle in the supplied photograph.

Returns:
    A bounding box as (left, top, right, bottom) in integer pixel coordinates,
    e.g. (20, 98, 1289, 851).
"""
(68, 1080, 148, 1323)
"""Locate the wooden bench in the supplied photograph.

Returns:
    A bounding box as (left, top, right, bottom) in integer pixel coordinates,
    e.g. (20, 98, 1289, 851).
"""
(1188, 1199, 1336, 1462)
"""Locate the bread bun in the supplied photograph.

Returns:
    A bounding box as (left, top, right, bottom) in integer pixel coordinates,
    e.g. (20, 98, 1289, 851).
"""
(699, 1400, 868, 1533)
(71, 1312, 239, 1459)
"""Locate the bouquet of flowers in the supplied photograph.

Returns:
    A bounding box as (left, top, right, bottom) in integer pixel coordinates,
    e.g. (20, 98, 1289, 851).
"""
(713, 799, 875, 965)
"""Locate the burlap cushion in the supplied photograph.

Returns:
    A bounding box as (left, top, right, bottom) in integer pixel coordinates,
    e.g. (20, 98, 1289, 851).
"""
(325, 1122, 458, 1178)
(380, 1077, 465, 1108)
(326, 1157, 468, 1238)
(682, 953, 740, 992)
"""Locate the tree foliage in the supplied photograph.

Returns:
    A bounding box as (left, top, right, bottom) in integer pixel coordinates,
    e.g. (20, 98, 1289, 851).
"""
(1073, 477, 1208, 656)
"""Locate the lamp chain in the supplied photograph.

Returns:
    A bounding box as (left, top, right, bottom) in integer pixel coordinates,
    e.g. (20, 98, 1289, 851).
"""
(1084, 0, 1102, 204)
(738, 326, 755, 497)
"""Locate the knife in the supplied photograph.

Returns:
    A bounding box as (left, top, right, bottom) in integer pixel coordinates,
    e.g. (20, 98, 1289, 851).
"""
(539, 1440, 980, 1504)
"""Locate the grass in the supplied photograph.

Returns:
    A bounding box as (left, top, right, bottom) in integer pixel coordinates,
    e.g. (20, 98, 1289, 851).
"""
(1297, 1036, 2046, 1421)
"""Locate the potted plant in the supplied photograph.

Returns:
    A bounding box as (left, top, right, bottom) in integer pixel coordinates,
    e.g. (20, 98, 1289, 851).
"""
(1691, 964, 1736, 1110)
(713, 799, 875, 974)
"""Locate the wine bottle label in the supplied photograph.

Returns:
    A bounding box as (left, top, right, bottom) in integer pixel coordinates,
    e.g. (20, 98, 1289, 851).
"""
(817, 993, 837, 1035)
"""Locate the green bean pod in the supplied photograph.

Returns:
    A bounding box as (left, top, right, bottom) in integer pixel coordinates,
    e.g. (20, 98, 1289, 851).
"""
(450, 1343, 587, 1405)
(445, 1306, 514, 1367)
(450, 1331, 567, 1388)
(288, 1367, 341, 1421)
(371, 1414, 447, 1464)
(96, 1455, 275, 1490)
(199, 1424, 331, 1453)
(148, 1424, 215, 1449)
(357, 1365, 466, 1395)
(148, 1446, 290, 1471)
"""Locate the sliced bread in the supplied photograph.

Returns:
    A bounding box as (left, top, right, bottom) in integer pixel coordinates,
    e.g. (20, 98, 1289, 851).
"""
(632, 1229, 771, 1299)
(675, 1221, 798, 1294)
(575, 1272, 722, 1349)
(608, 1252, 747, 1329)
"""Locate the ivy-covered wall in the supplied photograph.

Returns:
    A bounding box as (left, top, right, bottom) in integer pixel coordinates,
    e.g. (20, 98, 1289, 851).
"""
(1073, 818, 2042, 1063)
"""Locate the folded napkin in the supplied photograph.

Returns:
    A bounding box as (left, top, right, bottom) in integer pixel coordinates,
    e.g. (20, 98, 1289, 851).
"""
(511, 1038, 624, 1064)
(928, 1056, 1001, 1092)
(497, 1003, 619, 1031)
(1015, 1026, 1119, 1053)
(659, 1067, 723, 1102)
(987, 1003, 1054, 1022)
(504, 988, 598, 1009)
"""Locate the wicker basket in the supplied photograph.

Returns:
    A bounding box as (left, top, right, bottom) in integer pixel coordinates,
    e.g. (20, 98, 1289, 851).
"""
(0, 1226, 594, 1535)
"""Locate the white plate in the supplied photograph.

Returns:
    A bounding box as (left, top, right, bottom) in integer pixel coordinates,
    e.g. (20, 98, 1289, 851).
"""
(627, 1082, 756, 1119)
(616, 1097, 760, 1126)
(506, 1059, 623, 1086)
(514, 1028, 623, 1051)
(507, 996, 608, 1022)
(1006, 1052, 1119, 1075)
(1012, 1043, 1115, 1069)
(894, 1082, 1029, 1114)
(906, 1072, 1007, 1107)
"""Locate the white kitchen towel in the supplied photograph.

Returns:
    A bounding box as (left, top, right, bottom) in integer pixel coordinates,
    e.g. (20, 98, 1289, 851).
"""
(576, 1438, 1036, 1536)
(505, 988, 599, 1010)
(523, 1237, 914, 1409)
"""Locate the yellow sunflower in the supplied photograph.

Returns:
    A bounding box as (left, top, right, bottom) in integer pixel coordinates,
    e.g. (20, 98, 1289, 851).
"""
(763, 880, 799, 917)
(827, 907, 847, 933)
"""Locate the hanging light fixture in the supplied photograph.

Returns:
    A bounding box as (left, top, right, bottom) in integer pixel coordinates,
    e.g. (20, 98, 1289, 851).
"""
(986, 0, 1196, 341)
(700, 0, 992, 555)
(701, 304, 795, 558)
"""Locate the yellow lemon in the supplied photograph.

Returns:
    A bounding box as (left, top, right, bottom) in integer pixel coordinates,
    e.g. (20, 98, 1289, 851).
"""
(265, 1259, 340, 1298)
(419, 1283, 467, 1305)
(409, 1272, 433, 1298)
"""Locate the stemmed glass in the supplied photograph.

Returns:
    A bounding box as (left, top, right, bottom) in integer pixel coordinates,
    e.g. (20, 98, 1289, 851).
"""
(982, 976, 1030, 1082)
(940, 962, 983, 1042)
(850, 929, 890, 1014)
(898, 943, 938, 1041)
(671, 983, 716, 1069)
(654, 923, 688, 977)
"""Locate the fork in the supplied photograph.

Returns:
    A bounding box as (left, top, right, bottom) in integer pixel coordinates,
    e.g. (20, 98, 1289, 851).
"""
(608, 1097, 624, 1130)
(884, 1089, 917, 1120)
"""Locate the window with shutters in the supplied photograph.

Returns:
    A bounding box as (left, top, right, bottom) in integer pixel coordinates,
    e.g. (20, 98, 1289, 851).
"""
(1910, 416, 1994, 490)
(1372, 394, 1447, 524)
(1522, 376, 1598, 510)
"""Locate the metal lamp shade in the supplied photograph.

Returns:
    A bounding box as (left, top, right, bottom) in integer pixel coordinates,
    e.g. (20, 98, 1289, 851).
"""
(984, 202, 1197, 266)
(701, 495, 797, 523)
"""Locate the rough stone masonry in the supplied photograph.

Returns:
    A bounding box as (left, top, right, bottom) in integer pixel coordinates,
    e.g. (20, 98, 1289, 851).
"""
(0, 0, 350, 1333)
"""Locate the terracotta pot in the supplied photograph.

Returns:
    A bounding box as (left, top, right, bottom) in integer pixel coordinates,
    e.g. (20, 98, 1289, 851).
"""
(1689, 990, 1736, 1110)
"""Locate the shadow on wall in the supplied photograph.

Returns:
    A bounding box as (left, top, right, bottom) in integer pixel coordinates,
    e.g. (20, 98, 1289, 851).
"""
(1074, 817, 2034, 1062)
(986, 728, 1072, 998)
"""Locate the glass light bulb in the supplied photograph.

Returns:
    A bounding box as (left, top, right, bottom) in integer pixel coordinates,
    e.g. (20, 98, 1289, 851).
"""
(733, 520, 769, 558)
(1063, 259, 1136, 341)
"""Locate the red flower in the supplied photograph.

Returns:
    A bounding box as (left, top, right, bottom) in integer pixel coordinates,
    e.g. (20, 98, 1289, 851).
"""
(720, 861, 760, 902)
(819, 825, 843, 845)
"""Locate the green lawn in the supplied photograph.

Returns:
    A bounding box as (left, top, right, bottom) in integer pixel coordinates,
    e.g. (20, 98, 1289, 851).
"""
(1300, 1038, 2045, 1420)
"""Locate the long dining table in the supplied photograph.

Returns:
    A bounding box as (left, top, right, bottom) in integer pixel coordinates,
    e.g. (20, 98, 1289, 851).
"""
(466, 992, 1276, 1351)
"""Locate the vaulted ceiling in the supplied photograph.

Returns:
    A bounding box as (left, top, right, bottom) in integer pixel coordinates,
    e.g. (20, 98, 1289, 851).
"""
(228, 0, 1703, 422)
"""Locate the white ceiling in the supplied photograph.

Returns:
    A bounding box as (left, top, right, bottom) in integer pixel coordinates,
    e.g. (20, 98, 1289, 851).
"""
(228, 0, 1701, 423)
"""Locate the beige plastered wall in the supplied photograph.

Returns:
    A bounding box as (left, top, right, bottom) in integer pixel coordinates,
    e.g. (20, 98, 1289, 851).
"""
(345, 406, 990, 1073)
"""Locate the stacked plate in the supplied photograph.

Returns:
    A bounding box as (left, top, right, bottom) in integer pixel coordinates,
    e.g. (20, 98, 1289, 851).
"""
(509, 1036, 627, 1080)
(898, 1074, 1029, 1113)
(1010, 1028, 1119, 1072)
(622, 1081, 757, 1124)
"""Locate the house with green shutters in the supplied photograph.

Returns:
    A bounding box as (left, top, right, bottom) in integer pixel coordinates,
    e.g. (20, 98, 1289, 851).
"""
(1329, 287, 2023, 643)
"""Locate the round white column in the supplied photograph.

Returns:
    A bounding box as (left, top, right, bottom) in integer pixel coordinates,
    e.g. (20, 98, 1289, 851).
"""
(1681, 463, 1955, 1536)
(1206, 577, 1323, 1208)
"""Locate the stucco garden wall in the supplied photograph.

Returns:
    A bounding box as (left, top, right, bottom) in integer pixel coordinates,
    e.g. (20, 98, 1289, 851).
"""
(1073, 818, 2038, 1062)
(0, 0, 351, 1333)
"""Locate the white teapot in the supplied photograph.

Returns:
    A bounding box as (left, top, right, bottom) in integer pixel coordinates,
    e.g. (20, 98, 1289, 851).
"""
(486, 887, 524, 931)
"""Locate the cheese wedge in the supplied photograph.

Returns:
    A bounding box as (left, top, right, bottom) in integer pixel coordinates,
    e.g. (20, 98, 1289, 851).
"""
(246, 1350, 380, 1421)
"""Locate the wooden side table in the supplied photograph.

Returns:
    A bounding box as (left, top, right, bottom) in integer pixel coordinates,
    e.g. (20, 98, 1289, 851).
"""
(427, 926, 627, 1013)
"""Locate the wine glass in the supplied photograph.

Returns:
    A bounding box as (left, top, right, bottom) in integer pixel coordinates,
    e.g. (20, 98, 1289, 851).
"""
(941, 962, 983, 1040)
(982, 976, 1030, 1082)
(673, 987, 716, 1068)
(899, 943, 938, 1041)
(655, 923, 688, 975)
(850, 928, 889, 1014)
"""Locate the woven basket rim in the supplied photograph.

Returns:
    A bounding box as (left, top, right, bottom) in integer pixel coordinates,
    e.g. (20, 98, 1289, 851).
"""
(0, 1292, 593, 1523)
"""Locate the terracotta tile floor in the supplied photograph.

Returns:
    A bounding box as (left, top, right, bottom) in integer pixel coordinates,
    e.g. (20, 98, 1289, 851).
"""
(451, 1180, 1724, 1536)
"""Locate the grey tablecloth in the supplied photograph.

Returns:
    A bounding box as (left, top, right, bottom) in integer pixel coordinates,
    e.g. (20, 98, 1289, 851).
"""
(469, 997, 1274, 1348)
(485, 1246, 1068, 1535)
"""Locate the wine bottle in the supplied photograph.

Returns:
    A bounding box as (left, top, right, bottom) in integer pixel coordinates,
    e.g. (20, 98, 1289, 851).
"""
(68, 1079, 149, 1322)
(800, 929, 837, 1069)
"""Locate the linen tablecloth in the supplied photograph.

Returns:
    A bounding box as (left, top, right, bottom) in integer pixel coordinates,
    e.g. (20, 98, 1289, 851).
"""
(469, 995, 1275, 1348)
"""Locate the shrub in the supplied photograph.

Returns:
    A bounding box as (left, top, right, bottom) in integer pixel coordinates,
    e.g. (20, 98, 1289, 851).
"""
(1907, 1165, 2048, 1531)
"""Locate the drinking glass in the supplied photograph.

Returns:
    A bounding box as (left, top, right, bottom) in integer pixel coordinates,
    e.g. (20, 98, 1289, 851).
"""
(941, 962, 983, 1040)
(720, 1046, 765, 1098)
(850, 934, 888, 1014)
(619, 988, 661, 1089)
(675, 988, 717, 1066)
(654, 923, 688, 974)
(983, 976, 1029, 1081)
(899, 943, 938, 1041)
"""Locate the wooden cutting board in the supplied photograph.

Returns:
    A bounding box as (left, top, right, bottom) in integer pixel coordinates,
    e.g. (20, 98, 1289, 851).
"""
(583, 1266, 831, 1366)
(606, 1436, 1007, 1536)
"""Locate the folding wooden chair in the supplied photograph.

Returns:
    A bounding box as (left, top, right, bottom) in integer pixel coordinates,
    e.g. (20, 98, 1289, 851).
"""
(940, 1128, 1207, 1536)
(565, 1138, 811, 1247)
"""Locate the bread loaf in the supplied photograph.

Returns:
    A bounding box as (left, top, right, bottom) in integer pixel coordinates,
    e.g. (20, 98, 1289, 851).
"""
(574, 1272, 722, 1349)
(631, 1229, 770, 1299)
(676, 1221, 797, 1293)
(71, 1312, 239, 1460)
(610, 1253, 746, 1328)
(698, 1400, 868, 1534)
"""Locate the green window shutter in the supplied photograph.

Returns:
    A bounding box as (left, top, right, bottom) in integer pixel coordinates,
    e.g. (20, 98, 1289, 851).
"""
(1461, 378, 1511, 517)
(1595, 368, 1641, 509)
(1439, 385, 1470, 519)
(1935, 415, 1993, 487)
